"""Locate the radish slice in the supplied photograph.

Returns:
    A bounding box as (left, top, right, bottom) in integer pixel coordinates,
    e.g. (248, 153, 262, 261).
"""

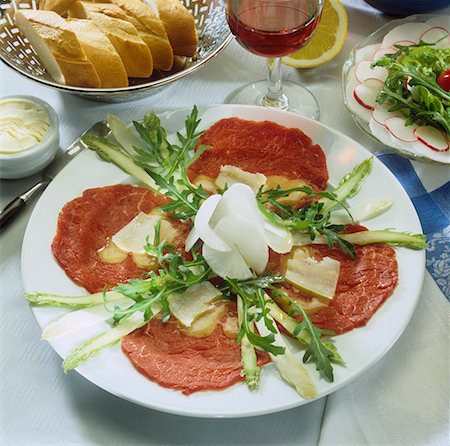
(264, 221, 293, 254)
(372, 106, 396, 125)
(354, 78, 384, 110)
(214, 215, 268, 274)
(385, 116, 418, 143)
(369, 115, 450, 163)
(405, 75, 412, 93)
(202, 244, 252, 280)
(355, 60, 388, 83)
(354, 43, 381, 63)
(373, 46, 397, 61)
(185, 225, 199, 252)
(420, 26, 450, 46)
(426, 17, 450, 30)
(348, 65, 358, 83)
(369, 114, 391, 140)
(391, 39, 416, 48)
(381, 23, 430, 48)
(371, 114, 418, 152)
(345, 73, 373, 122)
(211, 183, 264, 231)
(194, 194, 231, 252)
(414, 126, 449, 152)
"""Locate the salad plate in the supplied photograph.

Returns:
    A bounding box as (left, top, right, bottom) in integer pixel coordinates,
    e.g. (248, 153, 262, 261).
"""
(21, 105, 425, 418)
(342, 14, 450, 166)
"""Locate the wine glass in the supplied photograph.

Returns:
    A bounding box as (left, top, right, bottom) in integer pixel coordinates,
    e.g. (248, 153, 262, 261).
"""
(225, 0, 324, 119)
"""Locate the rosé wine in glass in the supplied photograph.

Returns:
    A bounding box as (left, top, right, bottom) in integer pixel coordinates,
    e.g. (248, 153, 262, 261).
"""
(225, 0, 323, 119)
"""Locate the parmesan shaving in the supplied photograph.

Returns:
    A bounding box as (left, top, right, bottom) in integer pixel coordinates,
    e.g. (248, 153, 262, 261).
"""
(111, 211, 176, 255)
(215, 165, 266, 193)
(168, 281, 223, 328)
(285, 248, 340, 300)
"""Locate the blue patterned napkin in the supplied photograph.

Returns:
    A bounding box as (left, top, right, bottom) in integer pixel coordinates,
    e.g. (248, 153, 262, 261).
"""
(376, 152, 450, 300)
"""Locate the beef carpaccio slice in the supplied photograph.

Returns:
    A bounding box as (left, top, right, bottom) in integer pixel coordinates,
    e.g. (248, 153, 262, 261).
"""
(267, 231, 398, 335)
(52, 184, 170, 293)
(309, 243, 398, 334)
(122, 303, 270, 395)
(188, 117, 329, 190)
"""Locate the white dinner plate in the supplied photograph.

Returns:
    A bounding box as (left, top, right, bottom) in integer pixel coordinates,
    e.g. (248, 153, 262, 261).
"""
(21, 105, 425, 418)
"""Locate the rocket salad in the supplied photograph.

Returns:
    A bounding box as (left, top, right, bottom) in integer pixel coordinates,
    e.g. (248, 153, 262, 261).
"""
(372, 41, 450, 136)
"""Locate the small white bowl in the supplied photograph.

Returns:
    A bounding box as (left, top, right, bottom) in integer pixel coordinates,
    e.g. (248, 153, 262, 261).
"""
(0, 95, 59, 179)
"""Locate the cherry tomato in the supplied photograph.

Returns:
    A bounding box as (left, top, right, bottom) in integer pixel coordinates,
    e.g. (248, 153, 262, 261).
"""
(437, 69, 450, 92)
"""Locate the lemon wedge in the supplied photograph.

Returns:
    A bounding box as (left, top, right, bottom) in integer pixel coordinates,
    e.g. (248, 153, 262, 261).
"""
(282, 0, 348, 68)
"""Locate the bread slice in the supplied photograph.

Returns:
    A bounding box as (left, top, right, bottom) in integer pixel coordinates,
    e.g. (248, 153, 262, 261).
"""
(68, 2, 153, 78)
(14, 10, 101, 87)
(112, 0, 173, 71)
(69, 1, 127, 19)
(65, 18, 128, 88)
(149, 0, 197, 57)
(39, 0, 77, 15)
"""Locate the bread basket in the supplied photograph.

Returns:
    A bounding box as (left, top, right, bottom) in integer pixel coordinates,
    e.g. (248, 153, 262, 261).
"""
(0, 0, 232, 102)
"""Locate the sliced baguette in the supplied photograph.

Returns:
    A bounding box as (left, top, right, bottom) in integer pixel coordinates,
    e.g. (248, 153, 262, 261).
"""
(69, 1, 127, 19)
(150, 0, 197, 57)
(39, 0, 77, 15)
(68, 2, 153, 78)
(65, 18, 128, 88)
(112, 0, 173, 71)
(14, 10, 101, 87)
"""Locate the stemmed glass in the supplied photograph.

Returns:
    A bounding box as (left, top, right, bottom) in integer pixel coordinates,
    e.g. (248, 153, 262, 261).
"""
(225, 0, 324, 119)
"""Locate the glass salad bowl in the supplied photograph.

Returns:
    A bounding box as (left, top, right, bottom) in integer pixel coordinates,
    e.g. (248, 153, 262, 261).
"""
(342, 14, 450, 166)
(0, 0, 232, 103)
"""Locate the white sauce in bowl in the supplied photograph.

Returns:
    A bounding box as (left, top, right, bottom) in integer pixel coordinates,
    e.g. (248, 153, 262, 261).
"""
(0, 98, 50, 154)
(0, 95, 59, 179)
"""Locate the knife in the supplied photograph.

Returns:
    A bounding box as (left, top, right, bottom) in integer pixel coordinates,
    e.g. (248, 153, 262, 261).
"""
(0, 121, 110, 232)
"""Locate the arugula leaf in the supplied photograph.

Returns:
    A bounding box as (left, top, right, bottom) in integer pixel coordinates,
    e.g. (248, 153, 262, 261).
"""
(290, 303, 336, 381)
(256, 183, 356, 258)
(84, 107, 211, 222)
(266, 299, 344, 366)
(149, 171, 208, 221)
(320, 225, 356, 258)
(219, 271, 344, 379)
(225, 277, 285, 356)
(372, 42, 450, 136)
(133, 106, 208, 179)
(270, 288, 337, 381)
(111, 221, 211, 325)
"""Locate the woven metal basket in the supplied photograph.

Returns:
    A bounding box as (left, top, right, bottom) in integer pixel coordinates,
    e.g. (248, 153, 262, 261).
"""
(0, 0, 231, 102)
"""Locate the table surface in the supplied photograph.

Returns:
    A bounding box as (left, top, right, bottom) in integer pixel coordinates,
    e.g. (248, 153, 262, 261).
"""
(1, 1, 449, 445)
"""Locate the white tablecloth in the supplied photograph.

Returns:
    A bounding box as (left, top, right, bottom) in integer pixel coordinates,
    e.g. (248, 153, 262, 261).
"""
(1, 1, 449, 444)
